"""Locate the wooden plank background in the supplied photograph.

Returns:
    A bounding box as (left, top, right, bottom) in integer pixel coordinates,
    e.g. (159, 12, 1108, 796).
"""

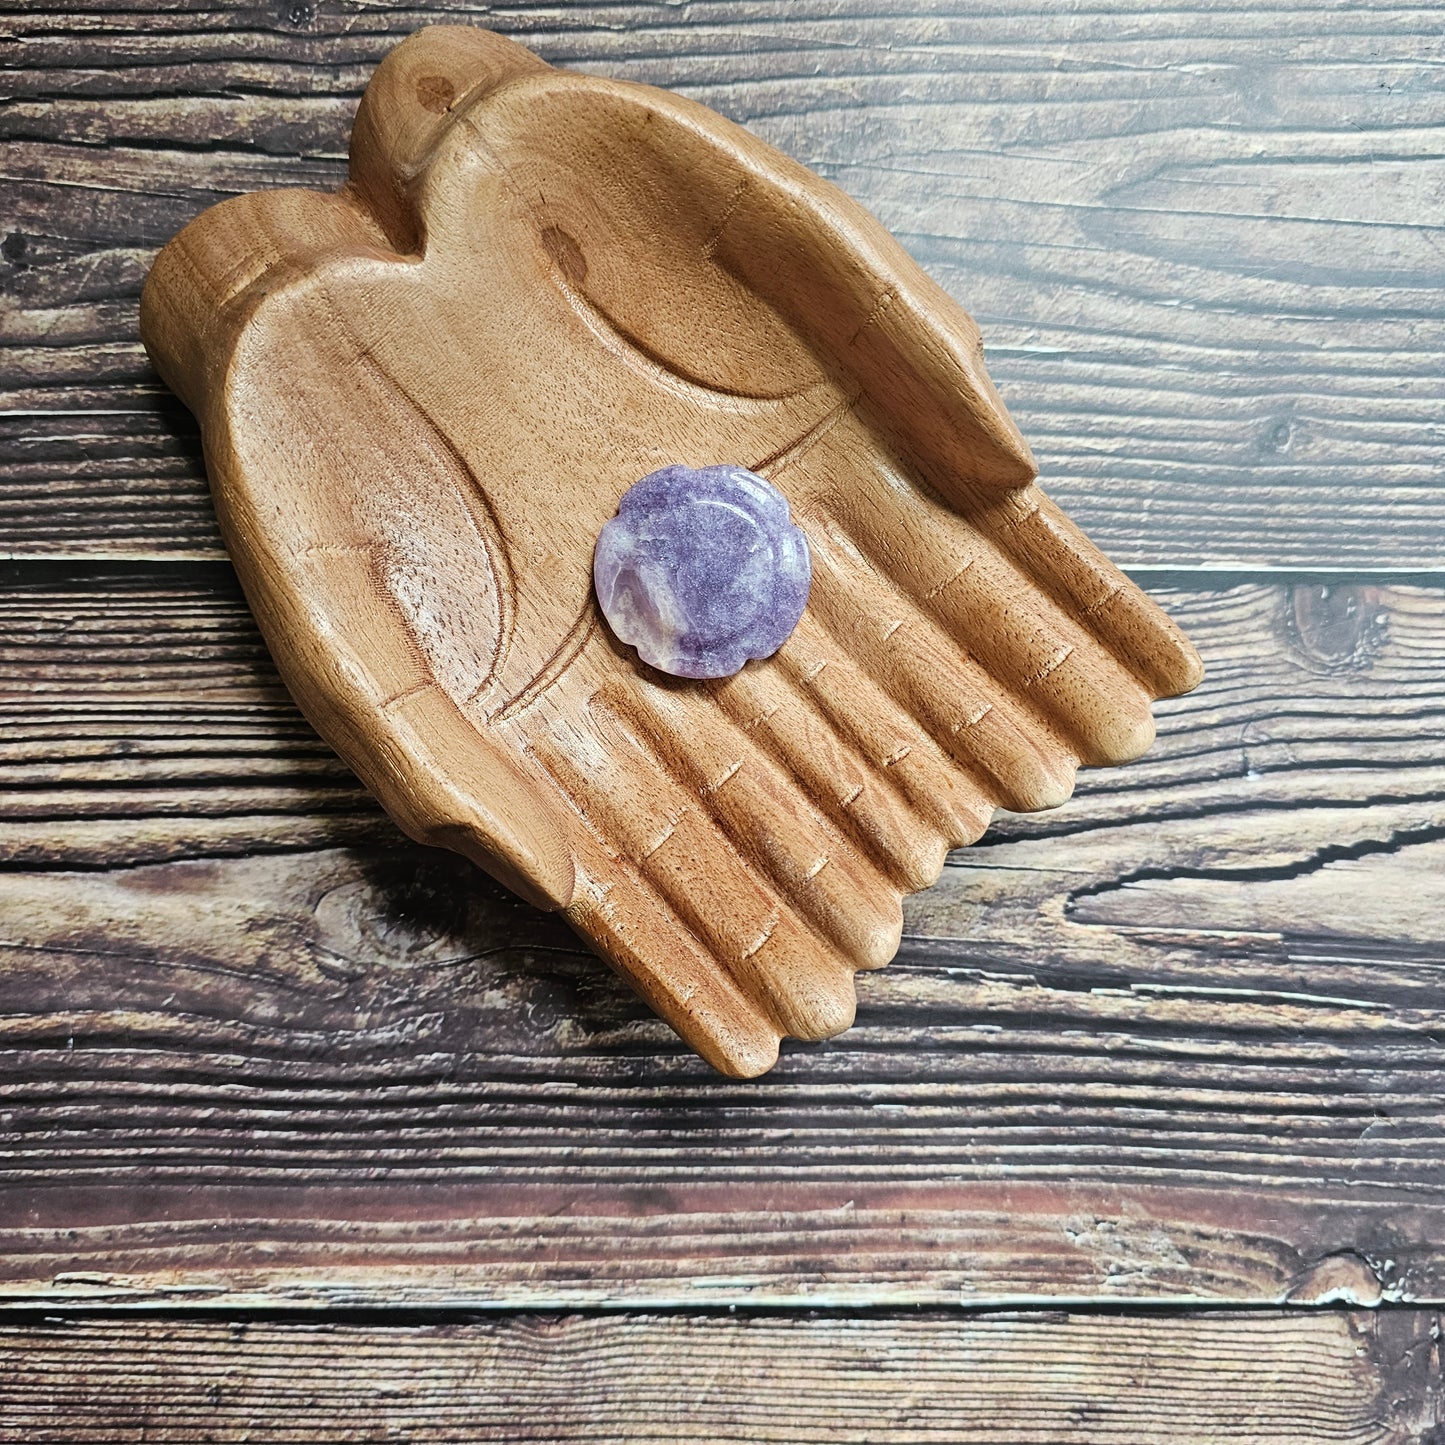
(5, 1, 1444, 570)
(2, 1310, 1440, 1443)
(1, 0, 1442, 1436)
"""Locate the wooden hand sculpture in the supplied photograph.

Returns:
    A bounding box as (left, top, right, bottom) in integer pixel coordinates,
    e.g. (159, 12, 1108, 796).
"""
(141, 26, 1203, 1076)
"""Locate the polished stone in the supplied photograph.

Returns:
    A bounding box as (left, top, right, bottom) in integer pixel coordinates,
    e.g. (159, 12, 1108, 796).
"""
(593, 463, 812, 679)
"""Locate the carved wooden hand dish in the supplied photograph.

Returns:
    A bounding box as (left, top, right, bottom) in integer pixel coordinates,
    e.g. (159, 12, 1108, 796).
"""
(141, 26, 1203, 1076)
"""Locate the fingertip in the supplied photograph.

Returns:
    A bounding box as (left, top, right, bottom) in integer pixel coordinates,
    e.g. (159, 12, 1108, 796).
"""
(1077, 697, 1157, 769)
(706, 1022, 784, 1079)
(1006, 754, 1077, 814)
(783, 970, 859, 1043)
(855, 906, 903, 972)
(893, 832, 950, 894)
(964, 349, 1040, 490)
(447, 820, 577, 913)
(1160, 641, 1207, 697)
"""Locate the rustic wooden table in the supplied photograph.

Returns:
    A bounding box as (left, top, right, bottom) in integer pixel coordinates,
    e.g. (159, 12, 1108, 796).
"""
(2, 2, 1442, 1440)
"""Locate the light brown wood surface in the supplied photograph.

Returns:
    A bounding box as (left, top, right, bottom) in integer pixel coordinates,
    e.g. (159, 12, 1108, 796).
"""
(138, 24, 1201, 1075)
(3, 1310, 1438, 1445)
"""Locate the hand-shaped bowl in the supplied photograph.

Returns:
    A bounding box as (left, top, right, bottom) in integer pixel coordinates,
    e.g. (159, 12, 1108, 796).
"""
(141, 26, 1203, 1076)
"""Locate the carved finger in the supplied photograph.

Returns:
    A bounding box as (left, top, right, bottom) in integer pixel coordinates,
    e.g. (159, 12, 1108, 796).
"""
(802, 524, 1078, 814)
(676, 125, 1038, 494)
(530, 719, 859, 1042)
(279, 547, 576, 913)
(985, 489, 1206, 699)
(711, 666, 950, 893)
(775, 615, 998, 847)
(816, 470, 1160, 768)
(597, 679, 904, 971)
(563, 848, 783, 1079)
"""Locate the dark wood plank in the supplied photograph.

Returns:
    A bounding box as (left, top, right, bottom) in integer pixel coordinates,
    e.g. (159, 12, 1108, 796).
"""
(2, 1178, 1442, 1310)
(0, 1310, 1437, 1444)
(0, 562, 374, 862)
(2, 2, 1443, 565)
(0, 570, 1441, 1306)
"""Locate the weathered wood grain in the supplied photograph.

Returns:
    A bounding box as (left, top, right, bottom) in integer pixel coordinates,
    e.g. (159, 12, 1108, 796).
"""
(0, 572, 1441, 1305)
(2, 1178, 1442, 1310)
(1, 1309, 1437, 1445)
(6, 571, 1440, 863)
(3, 2, 1442, 565)
(3, 0, 1444, 1367)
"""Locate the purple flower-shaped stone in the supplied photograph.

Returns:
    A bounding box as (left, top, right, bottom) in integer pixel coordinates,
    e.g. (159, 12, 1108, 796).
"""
(593, 463, 812, 679)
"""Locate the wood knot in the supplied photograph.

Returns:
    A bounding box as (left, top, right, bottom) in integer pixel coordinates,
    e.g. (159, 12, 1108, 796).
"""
(415, 74, 457, 114)
(1285, 1249, 1385, 1307)
(1284, 583, 1387, 675)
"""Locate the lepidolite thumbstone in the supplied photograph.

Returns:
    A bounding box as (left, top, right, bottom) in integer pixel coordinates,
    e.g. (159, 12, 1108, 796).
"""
(593, 463, 812, 679)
